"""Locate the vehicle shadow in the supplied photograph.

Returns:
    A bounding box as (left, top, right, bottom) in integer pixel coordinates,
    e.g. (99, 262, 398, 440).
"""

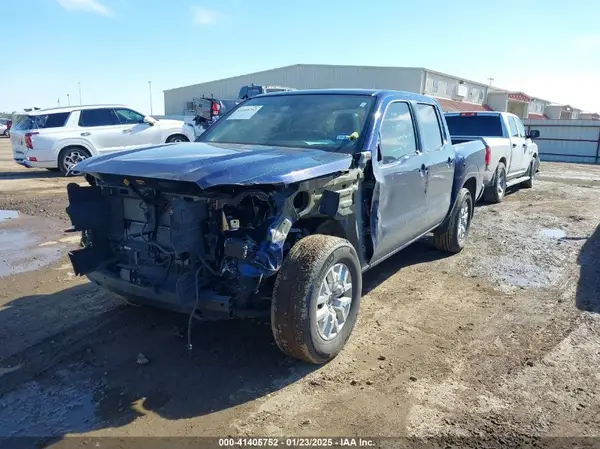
(575, 222, 600, 313)
(0, 170, 62, 180)
(0, 239, 448, 446)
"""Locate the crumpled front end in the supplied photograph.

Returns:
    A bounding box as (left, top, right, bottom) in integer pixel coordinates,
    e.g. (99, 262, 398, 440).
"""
(64, 169, 362, 319)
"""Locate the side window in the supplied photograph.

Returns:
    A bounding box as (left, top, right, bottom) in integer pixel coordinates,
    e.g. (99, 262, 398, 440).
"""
(508, 116, 519, 137)
(515, 118, 526, 137)
(79, 109, 119, 127)
(43, 112, 70, 128)
(415, 103, 443, 150)
(114, 108, 145, 125)
(379, 102, 417, 164)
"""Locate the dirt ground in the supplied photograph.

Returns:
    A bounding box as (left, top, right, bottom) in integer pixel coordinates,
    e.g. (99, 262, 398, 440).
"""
(1, 136, 600, 448)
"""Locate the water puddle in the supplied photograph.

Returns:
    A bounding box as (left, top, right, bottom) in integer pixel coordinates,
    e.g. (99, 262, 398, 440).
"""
(540, 228, 567, 239)
(0, 210, 19, 221)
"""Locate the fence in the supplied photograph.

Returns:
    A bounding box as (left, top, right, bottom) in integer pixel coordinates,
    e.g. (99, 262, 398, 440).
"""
(522, 119, 600, 164)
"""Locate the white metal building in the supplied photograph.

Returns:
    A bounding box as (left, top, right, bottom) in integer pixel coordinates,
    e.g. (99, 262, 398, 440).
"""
(163, 64, 491, 115)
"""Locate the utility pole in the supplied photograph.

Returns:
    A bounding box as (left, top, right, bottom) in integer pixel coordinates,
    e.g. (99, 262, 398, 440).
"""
(67, 93, 71, 106)
(78, 82, 82, 105)
(148, 81, 153, 115)
(487, 77, 494, 86)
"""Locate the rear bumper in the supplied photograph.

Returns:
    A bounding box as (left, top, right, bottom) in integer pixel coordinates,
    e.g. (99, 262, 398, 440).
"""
(13, 149, 58, 169)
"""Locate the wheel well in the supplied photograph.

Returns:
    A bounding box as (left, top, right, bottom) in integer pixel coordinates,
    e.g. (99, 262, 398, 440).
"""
(58, 145, 91, 160)
(166, 134, 189, 142)
(294, 217, 347, 239)
(462, 177, 477, 204)
(498, 157, 507, 167)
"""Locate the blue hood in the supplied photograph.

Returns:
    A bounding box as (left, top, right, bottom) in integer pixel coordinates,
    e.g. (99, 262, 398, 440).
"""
(74, 142, 354, 188)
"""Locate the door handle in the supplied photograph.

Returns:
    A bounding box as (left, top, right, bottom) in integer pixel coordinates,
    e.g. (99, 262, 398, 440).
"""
(418, 163, 428, 177)
(522, 143, 527, 149)
(447, 157, 454, 166)
(122, 129, 133, 133)
(80, 132, 90, 136)
(512, 143, 517, 148)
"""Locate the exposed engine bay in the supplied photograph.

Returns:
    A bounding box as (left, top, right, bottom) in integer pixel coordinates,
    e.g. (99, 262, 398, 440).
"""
(65, 169, 364, 319)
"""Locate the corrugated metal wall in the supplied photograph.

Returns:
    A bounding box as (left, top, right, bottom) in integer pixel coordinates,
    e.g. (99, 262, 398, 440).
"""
(163, 64, 424, 115)
(523, 119, 600, 164)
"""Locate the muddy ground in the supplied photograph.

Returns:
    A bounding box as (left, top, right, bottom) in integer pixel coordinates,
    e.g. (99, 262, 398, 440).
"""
(1, 137, 600, 448)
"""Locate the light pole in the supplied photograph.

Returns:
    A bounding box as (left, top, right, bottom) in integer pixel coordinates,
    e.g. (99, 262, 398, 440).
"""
(148, 81, 153, 115)
(67, 93, 70, 106)
(78, 82, 82, 105)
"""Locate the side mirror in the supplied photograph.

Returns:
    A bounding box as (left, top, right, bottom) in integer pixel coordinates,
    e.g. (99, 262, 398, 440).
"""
(528, 129, 540, 139)
(143, 116, 156, 126)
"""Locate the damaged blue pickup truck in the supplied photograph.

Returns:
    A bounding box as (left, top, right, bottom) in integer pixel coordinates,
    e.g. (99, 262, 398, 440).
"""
(65, 89, 486, 364)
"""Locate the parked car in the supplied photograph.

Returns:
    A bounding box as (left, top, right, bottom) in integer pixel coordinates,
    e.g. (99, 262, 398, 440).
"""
(0, 118, 8, 137)
(445, 111, 540, 203)
(10, 105, 196, 174)
(64, 89, 486, 364)
(237, 83, 296, 100)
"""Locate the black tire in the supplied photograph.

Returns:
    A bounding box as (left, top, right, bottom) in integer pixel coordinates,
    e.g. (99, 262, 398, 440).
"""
(3, 130, 8, 137)
(521, 159, 535, 189)
(433, 187, 473, 253)
(483, 162, 506, 203)
(166, 134, 189, 143)
(58, 146, 91, 175)
(271, 235, 362, 364)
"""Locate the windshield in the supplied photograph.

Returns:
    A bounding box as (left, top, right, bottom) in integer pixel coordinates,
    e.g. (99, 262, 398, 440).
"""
(201, 94, 375, 151)
(445, 115, 504, 137)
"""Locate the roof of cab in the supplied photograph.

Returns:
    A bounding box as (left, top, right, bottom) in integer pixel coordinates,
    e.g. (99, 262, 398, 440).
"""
(256, 88, 437, 104)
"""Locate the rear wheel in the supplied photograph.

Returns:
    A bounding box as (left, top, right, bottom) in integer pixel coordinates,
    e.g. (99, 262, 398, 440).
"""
(58, 147, 91, 175)
(483, 162, 506, 203)
(434, 187, 473, 253)
(271, 235, 362, 364)
(166, 134, 189, 143)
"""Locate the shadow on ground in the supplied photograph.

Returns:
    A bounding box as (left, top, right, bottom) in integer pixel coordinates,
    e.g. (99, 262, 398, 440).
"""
(575, 222, 600, 313)
(0, 239, 449, 446)
(0, 170, 62, 180)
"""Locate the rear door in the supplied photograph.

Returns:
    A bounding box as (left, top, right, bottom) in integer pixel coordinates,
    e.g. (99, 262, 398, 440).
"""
(370, 101, 429, 264)
(78, 108, 126, 153)
(414, 103, 454, 227)
(506, 115, 524, 175)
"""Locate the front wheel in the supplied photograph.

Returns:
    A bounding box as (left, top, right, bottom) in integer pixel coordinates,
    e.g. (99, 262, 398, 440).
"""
(521, 159, 536, 189)
(271, 235, 362, 364)
(166, 134, 189, 143)
(433, 187, 473, 253)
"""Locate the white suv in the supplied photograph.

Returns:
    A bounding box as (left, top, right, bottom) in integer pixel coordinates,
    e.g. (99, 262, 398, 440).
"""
(10, 104, 196, 174)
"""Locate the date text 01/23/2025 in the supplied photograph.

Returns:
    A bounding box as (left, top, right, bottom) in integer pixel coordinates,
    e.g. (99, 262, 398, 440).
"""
(218, 437, 376, 447)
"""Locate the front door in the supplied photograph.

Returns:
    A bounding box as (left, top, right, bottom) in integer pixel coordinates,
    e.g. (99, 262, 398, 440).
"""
(113, 108, 162, 150)
(414, 102, 455, 227)
(515, 118, 534, 172)
(370, 101, 429, 264)
(507, 115, 525, 175)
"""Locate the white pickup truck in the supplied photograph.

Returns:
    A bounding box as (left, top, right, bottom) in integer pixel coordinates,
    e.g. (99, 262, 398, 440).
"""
(445, 111, 540, 203)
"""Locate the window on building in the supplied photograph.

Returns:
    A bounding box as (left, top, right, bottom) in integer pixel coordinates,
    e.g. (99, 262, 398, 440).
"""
(431, 79, 439, 94)
(446, 83, 454, 96)
(379, 102, 417, 163)
(415, 103, 444, 150)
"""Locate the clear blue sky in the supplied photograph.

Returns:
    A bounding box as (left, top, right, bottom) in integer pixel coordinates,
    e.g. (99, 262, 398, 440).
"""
(2, 0, 599, 114)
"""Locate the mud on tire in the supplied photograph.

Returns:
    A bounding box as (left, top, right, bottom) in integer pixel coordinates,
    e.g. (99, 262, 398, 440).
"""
(433, 187, 473, 253)
(271, 235, 362, 364)
(483, 162, 506, 203)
